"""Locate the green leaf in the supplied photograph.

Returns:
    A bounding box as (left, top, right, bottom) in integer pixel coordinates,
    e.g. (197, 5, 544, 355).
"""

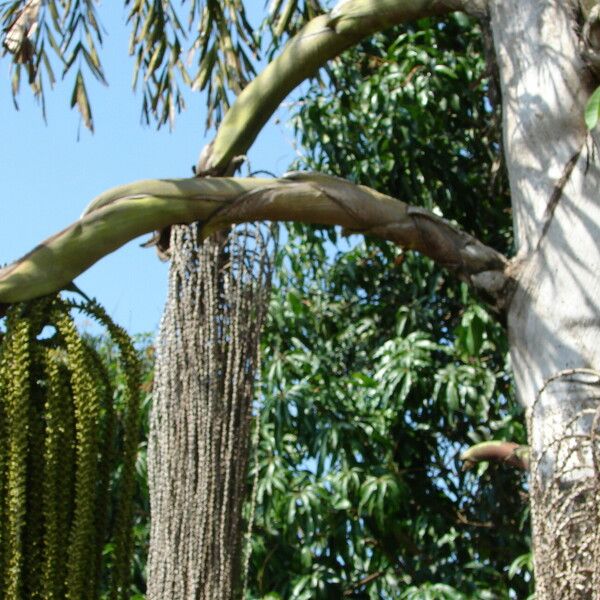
(70, 70, 94, 131)
(508, 552, 533, 578)
(434, 64, 458, 79)
(287, 290, 303, 315)
(331, 497, 351, 511)
(585, 86, 600, 130)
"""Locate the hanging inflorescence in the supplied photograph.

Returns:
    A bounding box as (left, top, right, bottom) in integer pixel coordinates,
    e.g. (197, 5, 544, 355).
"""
(148, 223, 275, 600)
(0, 295, 141, 600)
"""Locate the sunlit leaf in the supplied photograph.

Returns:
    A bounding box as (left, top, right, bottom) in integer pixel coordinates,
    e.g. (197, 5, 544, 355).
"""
(585, 85, 600, 130)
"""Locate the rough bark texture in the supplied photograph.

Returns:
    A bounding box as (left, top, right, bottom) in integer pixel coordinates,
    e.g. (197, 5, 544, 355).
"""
(491, 0, 600, 595)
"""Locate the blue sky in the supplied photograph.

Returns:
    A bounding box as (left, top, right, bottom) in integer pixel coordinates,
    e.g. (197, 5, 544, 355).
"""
(0, 5, 296, 334)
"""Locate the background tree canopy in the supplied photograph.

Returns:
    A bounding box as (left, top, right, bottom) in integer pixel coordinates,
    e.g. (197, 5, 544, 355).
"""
(246, 14, 531, 599)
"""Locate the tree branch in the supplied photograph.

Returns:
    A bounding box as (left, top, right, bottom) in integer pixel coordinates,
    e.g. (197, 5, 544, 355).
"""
(1, 0, 499, 315)
(0, 172, 507, 308)
(195, 0, 469, 174)
(343, 569, 385, 595)
(460, 440, 530, 470)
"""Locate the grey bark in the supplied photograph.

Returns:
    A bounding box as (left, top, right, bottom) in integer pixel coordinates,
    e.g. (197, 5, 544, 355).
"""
(490, 0, 600, 595)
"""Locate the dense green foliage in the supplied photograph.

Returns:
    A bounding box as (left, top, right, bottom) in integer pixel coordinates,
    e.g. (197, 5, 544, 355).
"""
(245, 15, 532, 599)
(0, 296, 142, 600)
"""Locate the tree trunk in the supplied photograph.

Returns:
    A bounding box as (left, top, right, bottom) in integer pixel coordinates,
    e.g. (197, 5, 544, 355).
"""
(491, 1, 600, 595)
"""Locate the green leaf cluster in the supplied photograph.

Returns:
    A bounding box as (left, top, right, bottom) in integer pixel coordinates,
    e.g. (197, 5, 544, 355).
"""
(291, 14, 512, 253)
(249, 233, 530, 598)
(0, 1, 325, 131)
(1, 0, 105, 130)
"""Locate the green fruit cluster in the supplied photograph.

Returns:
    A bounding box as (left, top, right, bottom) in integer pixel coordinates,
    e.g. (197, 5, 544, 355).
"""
(0, 296, 141, 600)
